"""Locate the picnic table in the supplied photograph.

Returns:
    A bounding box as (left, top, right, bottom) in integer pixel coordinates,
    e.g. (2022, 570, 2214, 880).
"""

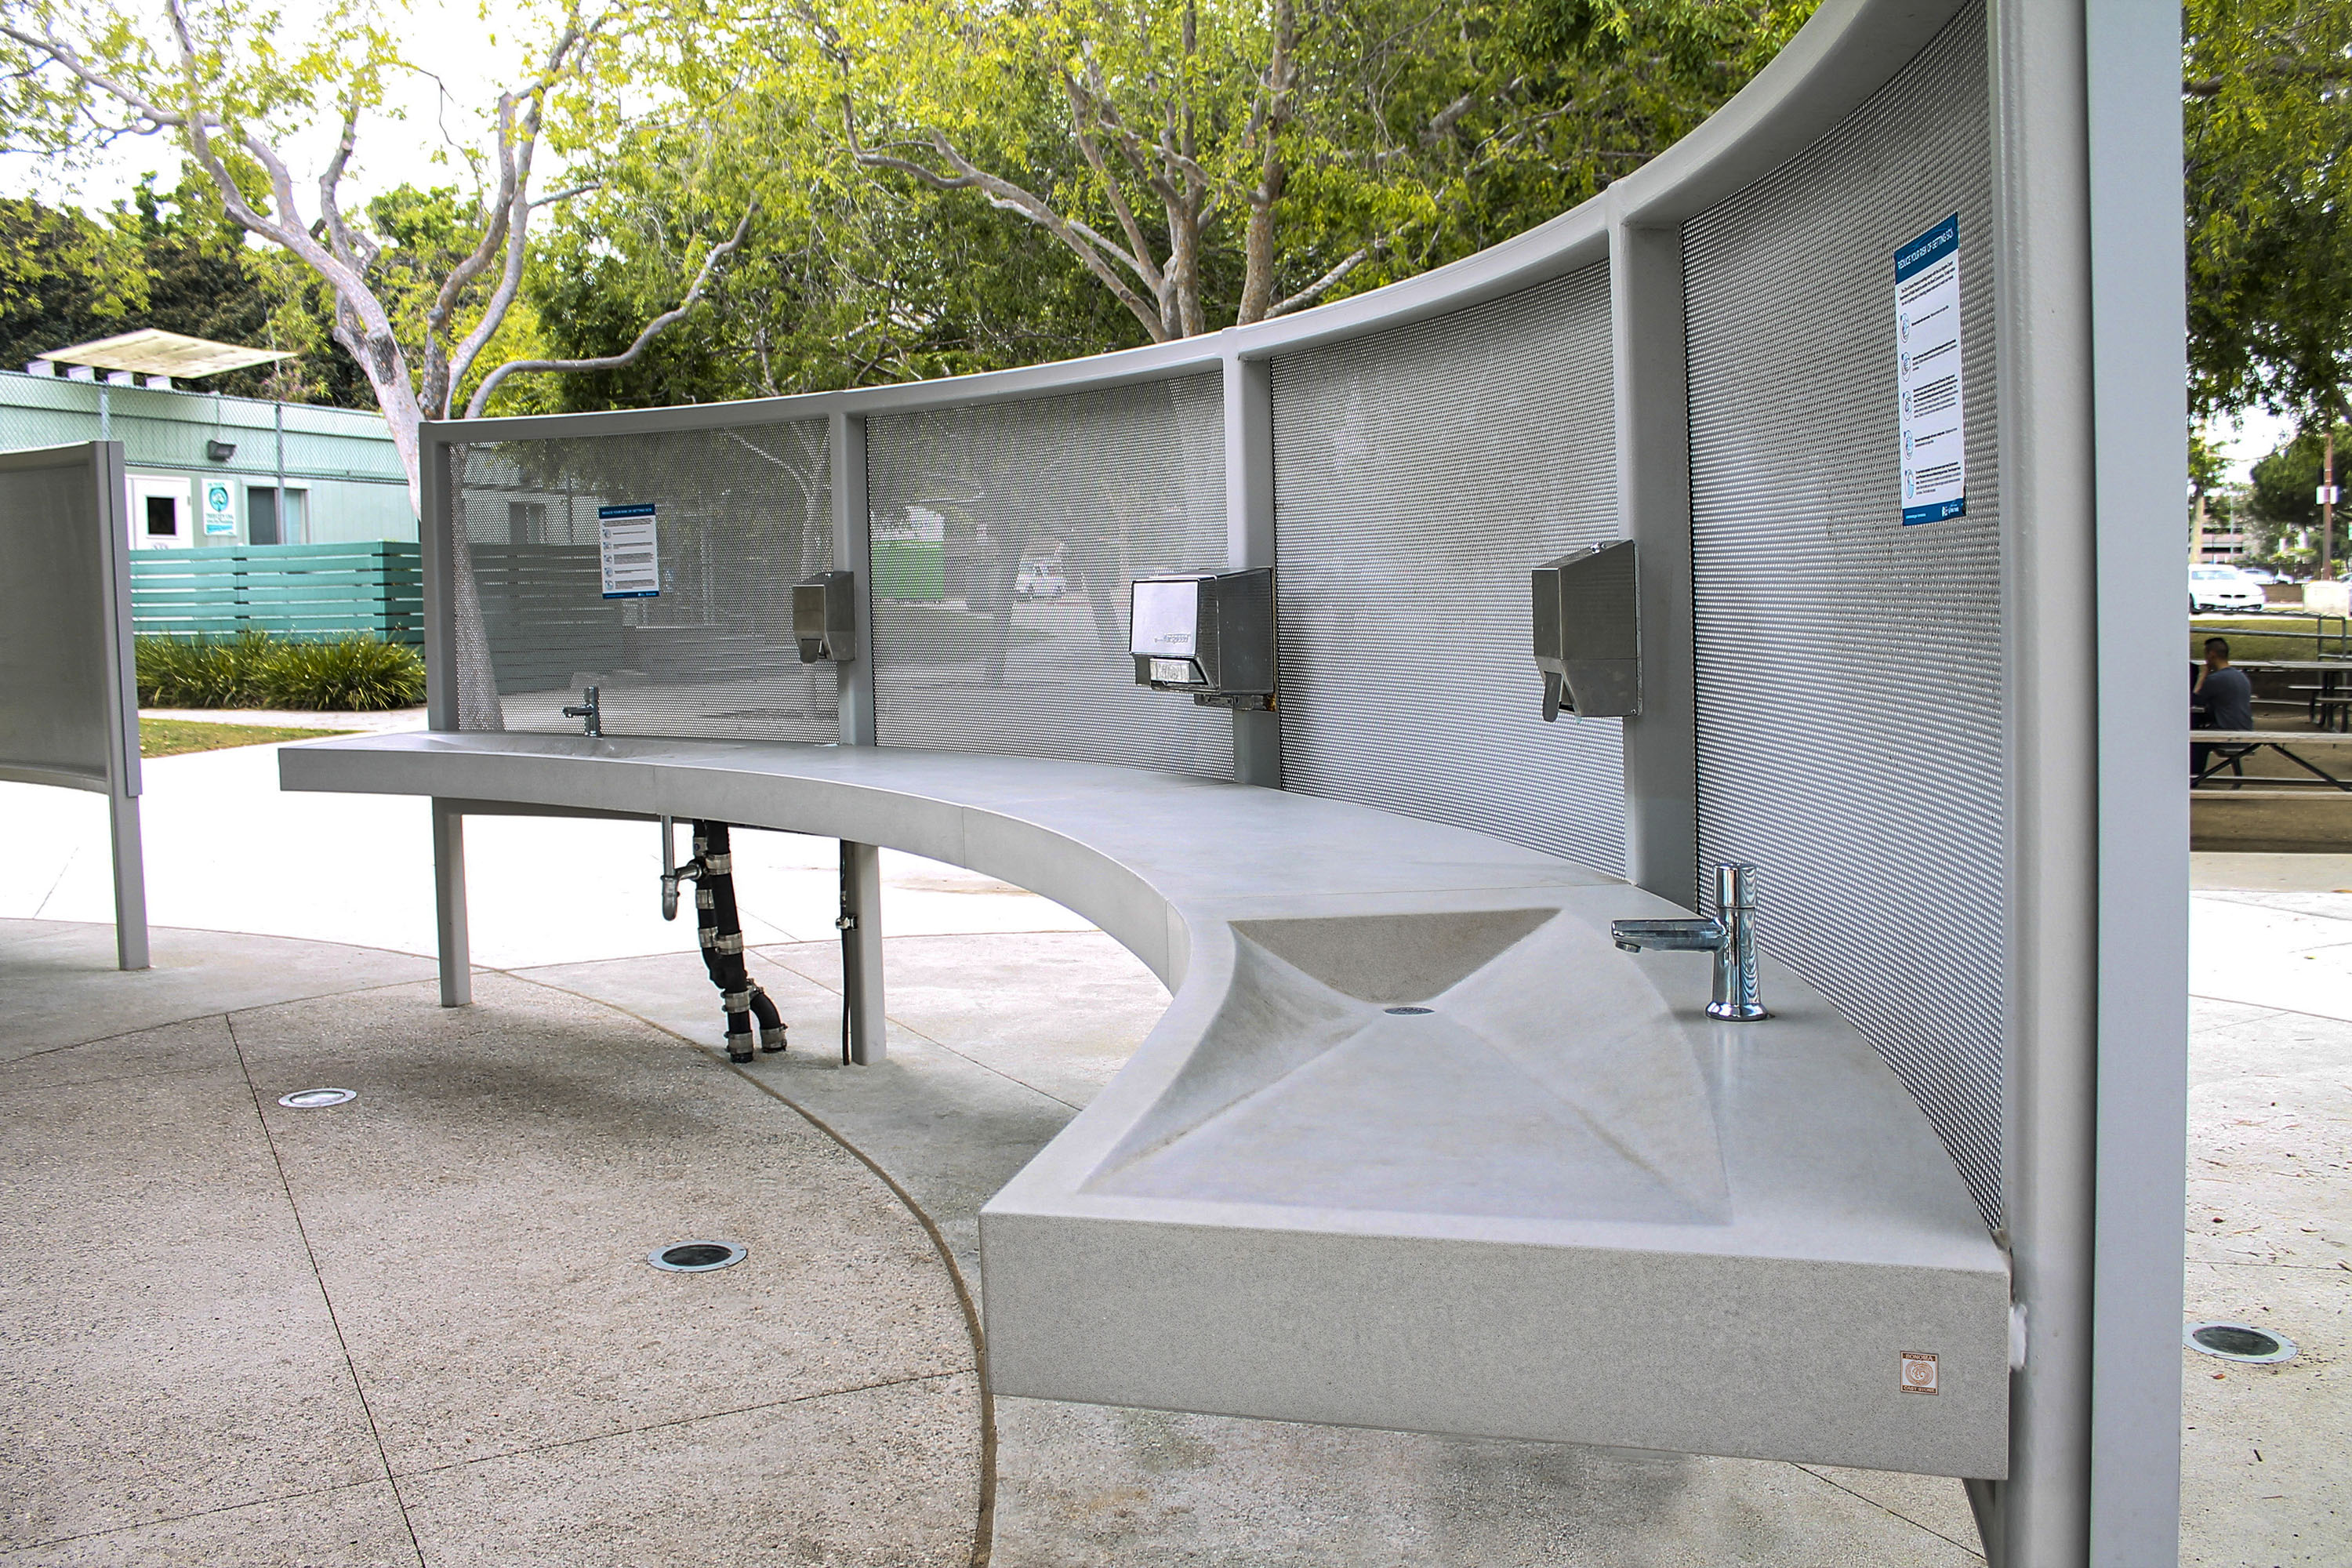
(2190, 729, 2352, 791)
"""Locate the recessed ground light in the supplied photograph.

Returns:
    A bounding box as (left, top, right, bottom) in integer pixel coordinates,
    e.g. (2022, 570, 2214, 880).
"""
(2186, 1321, 2296, 1364)
(647, 1241, 747, 1273)
(278, 1088, 358, 1108)
(1384, 1006, 1433, 1016)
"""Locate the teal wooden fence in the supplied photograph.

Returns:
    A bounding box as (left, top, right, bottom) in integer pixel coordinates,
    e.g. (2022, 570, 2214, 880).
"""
(130, 543, 423, 646)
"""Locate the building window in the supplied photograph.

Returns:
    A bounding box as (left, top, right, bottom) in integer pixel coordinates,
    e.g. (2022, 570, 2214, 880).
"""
(247, 485, 309, 546)
(144, 495, 179, 538)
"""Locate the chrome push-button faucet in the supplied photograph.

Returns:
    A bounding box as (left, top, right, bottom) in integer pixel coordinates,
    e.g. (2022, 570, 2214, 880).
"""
(562, 685, 601, 737)
(1610, 862, 1769, 1021)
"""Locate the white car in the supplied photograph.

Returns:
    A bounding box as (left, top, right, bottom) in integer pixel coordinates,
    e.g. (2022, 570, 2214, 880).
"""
(2189, 567, 2265, 613)
(1014, 561, 1069, 600)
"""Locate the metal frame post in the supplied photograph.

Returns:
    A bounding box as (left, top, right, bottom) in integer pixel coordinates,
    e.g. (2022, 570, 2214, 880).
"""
(839, 840, 885, 1062)
(1223, 348, 1282, 788)
(2085, 0, 2189, 1558)
(420, 433, 460, 733)
(1609, 217, 1700, 902)
(832, 411, 877, 746)
(830, 411, 885, 1062)
(95, 440, 148, 971)
(1987, 0, 2102, 1559)
(431, 798, 471, 1007)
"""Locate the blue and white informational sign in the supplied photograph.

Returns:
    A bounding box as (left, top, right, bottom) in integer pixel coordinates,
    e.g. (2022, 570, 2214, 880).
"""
(598, 503, 661, 598)
(202, 480, 237, 535)
(1895, 214, 1965, 526)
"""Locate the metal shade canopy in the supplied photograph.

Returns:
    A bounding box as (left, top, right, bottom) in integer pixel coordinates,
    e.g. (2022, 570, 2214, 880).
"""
(46, 328, 293, 379)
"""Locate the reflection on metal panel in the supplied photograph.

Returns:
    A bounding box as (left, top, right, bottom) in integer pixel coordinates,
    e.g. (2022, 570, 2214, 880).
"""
(450, 424, 837, 741)
(0, 448, 114, 784)
(866, 377, 1232, 778)
(1684, 1, 2002, 1222)
(1269, 265, 1625, 870)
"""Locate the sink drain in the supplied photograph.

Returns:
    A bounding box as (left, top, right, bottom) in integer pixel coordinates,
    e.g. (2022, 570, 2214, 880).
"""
(2186, 1321, 2296, 1364)
(1384, 1006, 1432, 1016)
(278, 1088, 358, 1109)
(648, 1240, 747, 1273)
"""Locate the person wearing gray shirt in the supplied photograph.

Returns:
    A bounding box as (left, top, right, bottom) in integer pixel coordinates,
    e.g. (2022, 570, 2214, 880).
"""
(2192, 636, 2254, 780)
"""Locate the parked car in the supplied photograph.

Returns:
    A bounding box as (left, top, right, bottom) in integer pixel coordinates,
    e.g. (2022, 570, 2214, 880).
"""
(2189, 566, 2265, 613)
(1014, 559, 1069, 600)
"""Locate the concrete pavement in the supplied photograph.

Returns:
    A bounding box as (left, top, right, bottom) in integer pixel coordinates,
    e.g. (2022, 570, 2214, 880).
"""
(2, 737, 2343, 1563)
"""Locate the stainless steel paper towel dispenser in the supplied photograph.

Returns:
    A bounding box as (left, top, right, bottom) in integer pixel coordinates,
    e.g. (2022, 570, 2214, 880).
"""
(1129, 568, 1276, 709)
(1532, 541, 1638, 720)
(793, 571, 857, 663)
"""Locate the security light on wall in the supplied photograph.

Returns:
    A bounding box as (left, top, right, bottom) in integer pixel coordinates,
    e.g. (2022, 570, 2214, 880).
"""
(1129, 568, 1276, 710)
(204, 439, 236, 463)
(1531, 541, 1639, 720)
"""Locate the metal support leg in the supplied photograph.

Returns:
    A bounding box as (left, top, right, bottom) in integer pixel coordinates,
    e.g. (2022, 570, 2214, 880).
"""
(107, 787, 147, 971)
(431, 799, 471, 1007)
(838, 840, 884, 1064)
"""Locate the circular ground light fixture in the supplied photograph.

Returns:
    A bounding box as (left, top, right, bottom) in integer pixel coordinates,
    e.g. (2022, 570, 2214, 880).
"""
(1384, 1006, 1433, 1016)
(278, 1087, 358, 1109)
(647, 1240, 747, 1273)
(2186, 1321, 2296, 1365)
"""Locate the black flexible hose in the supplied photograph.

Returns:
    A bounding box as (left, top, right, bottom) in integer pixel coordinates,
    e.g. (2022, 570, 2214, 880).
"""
(687, 821, 786, 1063)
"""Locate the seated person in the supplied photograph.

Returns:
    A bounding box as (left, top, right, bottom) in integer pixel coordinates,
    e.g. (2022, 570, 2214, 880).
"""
(2192, 637, 2254, 779)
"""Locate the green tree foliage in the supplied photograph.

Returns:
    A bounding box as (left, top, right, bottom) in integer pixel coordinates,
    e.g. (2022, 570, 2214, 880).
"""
(2246, 423, 2347, 533)
(2185, 0, 2352, 426)
(0, 172, 378, 404)
(526, 0, 1814, 402)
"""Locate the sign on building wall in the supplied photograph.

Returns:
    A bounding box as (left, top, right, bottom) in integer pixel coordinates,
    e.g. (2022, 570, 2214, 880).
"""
(1895, 213, 1965, 526)
(597, 503, 660, 599)
(201, 480, 237, 536)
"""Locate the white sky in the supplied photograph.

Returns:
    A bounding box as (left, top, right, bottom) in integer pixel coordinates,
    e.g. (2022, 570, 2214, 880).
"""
(2213, 405, 2298, 485)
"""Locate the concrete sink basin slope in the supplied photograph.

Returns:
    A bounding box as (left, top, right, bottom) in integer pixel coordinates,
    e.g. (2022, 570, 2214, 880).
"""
(280, 731, 2010, 1478)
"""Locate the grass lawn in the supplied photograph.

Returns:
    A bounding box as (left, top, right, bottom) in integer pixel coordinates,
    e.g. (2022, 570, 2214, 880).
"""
(139, 717, 356, 758)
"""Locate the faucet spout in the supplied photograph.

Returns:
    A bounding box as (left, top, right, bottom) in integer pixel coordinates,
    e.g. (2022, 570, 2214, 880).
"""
(561, 684, 602, 737)
(1609, 862, 1769, 1022)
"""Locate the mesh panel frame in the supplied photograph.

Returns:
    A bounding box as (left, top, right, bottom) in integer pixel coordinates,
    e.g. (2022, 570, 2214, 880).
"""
(1683, 1, 2004, 1223)
(1269, 264, 1627, 871)
(865, 377, 1232, 779)
(450, 422, 838, 741)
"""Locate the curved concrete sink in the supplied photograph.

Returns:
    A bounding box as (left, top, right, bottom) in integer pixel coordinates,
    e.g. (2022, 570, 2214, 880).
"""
(279, 732, 2010, 1479)
(1090, 909, 1729, 1227)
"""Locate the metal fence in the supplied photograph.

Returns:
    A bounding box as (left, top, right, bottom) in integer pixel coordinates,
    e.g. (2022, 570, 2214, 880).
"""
(129, 542, 424, 645)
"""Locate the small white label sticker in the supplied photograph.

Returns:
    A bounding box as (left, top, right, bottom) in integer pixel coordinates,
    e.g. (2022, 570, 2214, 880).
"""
(1900, 1351, 1940, 1395)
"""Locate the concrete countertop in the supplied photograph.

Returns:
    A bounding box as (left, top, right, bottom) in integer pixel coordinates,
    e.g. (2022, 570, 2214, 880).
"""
(281, 730, 2011, 1478)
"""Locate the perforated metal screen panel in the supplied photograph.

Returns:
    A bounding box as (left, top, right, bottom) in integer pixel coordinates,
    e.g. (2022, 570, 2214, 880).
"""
(0, 447, 116, 785)
(449, 423, 837, 740)
(1269, 265, 1626, 870)
(1684, 2, 2003, 1221)
(865, 378, 1232, 777)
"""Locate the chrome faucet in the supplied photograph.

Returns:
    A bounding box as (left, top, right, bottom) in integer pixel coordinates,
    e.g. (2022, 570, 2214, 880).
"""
(562, 684, 601, 737)
(1610, 862, 1769, 1021)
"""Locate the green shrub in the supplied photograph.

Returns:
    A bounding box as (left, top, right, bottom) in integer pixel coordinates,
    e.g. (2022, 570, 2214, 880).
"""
(256, 636, 426, 710)
(136, 630, 276, 708)
(136, 632, 425, 712)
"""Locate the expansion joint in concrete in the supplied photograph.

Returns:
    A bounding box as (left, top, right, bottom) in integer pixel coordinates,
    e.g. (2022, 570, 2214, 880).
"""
(223, 1010, 430, 1568)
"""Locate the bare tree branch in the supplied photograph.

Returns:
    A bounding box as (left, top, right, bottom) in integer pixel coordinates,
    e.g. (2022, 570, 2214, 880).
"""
(1268, 242, 1377, 318)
